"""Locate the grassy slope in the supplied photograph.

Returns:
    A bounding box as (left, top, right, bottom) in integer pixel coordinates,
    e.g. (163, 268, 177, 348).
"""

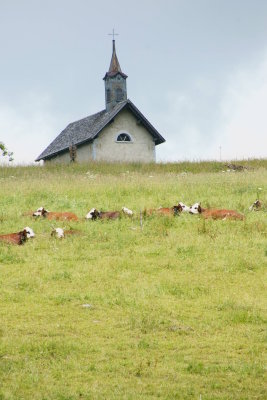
(0, 161, 266, 400)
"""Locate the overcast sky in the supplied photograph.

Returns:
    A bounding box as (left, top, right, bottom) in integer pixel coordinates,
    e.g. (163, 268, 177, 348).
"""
(1, 0, 267, 164)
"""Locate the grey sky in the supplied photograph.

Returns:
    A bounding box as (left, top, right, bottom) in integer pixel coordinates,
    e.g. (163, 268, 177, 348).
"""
(1, 0, 267, 163)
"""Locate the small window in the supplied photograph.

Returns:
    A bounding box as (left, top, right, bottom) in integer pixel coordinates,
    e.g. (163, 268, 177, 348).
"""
(116, 88, 123, 102)
(117, 133, 131, 142)
(106, 89, 111, 103)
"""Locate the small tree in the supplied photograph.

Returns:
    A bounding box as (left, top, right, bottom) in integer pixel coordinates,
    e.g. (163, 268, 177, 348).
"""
(0, 142, 14, 162)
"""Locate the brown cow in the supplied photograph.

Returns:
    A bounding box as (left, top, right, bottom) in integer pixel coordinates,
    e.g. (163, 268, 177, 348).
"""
(189, 203, 244, 220)
(33, 207, 79, 221)
(145, 204, 182, 216)
(0, 227, 35, 245)
(85, 208, 120, 220)
(99, 211, 121, 220)
(51, 228, 81, 238)
(86, 207, 133, 220)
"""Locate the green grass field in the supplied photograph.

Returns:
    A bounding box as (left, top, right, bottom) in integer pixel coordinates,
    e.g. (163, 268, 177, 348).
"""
(0, 161, 266, 399)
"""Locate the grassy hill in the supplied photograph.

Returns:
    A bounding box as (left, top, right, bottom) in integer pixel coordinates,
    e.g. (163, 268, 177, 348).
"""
(0, 161, 266, 399)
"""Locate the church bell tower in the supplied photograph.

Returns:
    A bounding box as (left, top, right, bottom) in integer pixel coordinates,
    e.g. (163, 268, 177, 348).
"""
(103, 39, 128, 111)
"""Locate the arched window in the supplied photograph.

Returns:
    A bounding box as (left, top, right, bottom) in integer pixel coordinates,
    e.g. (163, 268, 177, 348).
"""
(116, 133, 131, 142)
(116, 88, 123, 102)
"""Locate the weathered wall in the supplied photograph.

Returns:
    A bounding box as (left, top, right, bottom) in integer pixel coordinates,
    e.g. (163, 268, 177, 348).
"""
(45, 142, 94, 164)
(95, 108, 155, 162)
(105, 74, 127, 111)
(44, 151, 70, 164)
(76, 143, 94, 162)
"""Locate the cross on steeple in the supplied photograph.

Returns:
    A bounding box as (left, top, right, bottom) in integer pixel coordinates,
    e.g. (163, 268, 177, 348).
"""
(108, 28, 119, 41)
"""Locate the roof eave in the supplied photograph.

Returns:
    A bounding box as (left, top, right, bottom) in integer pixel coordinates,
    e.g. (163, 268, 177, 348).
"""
(35, 147, 68, 162)
(125, 100, 166, 145)
(35, 99, 165, 161)
(90, 99, 166, 145)
(103, 71, 128, 80)
(35, 137, 96, 162)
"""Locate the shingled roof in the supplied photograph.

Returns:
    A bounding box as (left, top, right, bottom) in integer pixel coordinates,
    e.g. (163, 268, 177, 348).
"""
(35, 99, 165, 161)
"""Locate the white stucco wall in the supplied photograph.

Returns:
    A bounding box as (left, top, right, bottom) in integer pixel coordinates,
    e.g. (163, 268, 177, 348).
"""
(76, 142, 94, 162)
(45, 142, 94, 164)
(95, 108, 155, 162)
(45, 108, 156, 164)
(44, 151, 71, 164)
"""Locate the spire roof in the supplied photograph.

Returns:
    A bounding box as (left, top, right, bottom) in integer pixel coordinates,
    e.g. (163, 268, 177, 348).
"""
(104, 40, 127, 80)
(109, 40, 121, 73)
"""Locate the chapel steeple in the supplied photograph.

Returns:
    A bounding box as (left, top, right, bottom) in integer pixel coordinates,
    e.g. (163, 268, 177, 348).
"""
(103, 39, 128, 111)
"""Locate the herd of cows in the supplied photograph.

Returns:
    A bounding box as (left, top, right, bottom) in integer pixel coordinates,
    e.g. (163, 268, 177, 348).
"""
(0, 199, 263, 245)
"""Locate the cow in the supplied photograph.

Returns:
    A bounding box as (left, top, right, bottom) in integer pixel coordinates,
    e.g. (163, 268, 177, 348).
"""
(189, 203, 245, 220)
(249, 200, 262, 211)
(0, 227, 35, 245)
(99, 211, 121, 220)
(177, 202, 190, 212)
(33, 207, 79, 221)
(51, 228, 81, 238)
(51, 227, 64, 238)
(85, 208, 120, 220)
(85, 208, 99, 220)
(145, 204, 183, 216)
(24, 227, 35, 238)
(85, 207, 133, 220)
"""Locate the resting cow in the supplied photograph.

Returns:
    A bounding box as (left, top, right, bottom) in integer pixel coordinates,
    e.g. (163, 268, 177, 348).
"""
(0, 227, 35, 245)
(51, 228, 81, 238)
(85, 208, 120, 220)
(33, 207, 79, 221)
(85, 207, 133, 220)
(189, 203, 244, 220)
(145, 204, 183, 216)
(177, 202, 190, 212)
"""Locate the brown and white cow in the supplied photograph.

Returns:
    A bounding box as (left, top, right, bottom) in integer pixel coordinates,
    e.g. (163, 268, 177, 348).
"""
(33, 207, 79, 221)
(51, 228, 81, 238)
(189, 203, 245, 220)
(0, 227, 35, 245)
(85, 208, 120, 220)
(145, 204, 183, 216)
(177, 202, 191, 212)
(85, 207, 133, 220)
